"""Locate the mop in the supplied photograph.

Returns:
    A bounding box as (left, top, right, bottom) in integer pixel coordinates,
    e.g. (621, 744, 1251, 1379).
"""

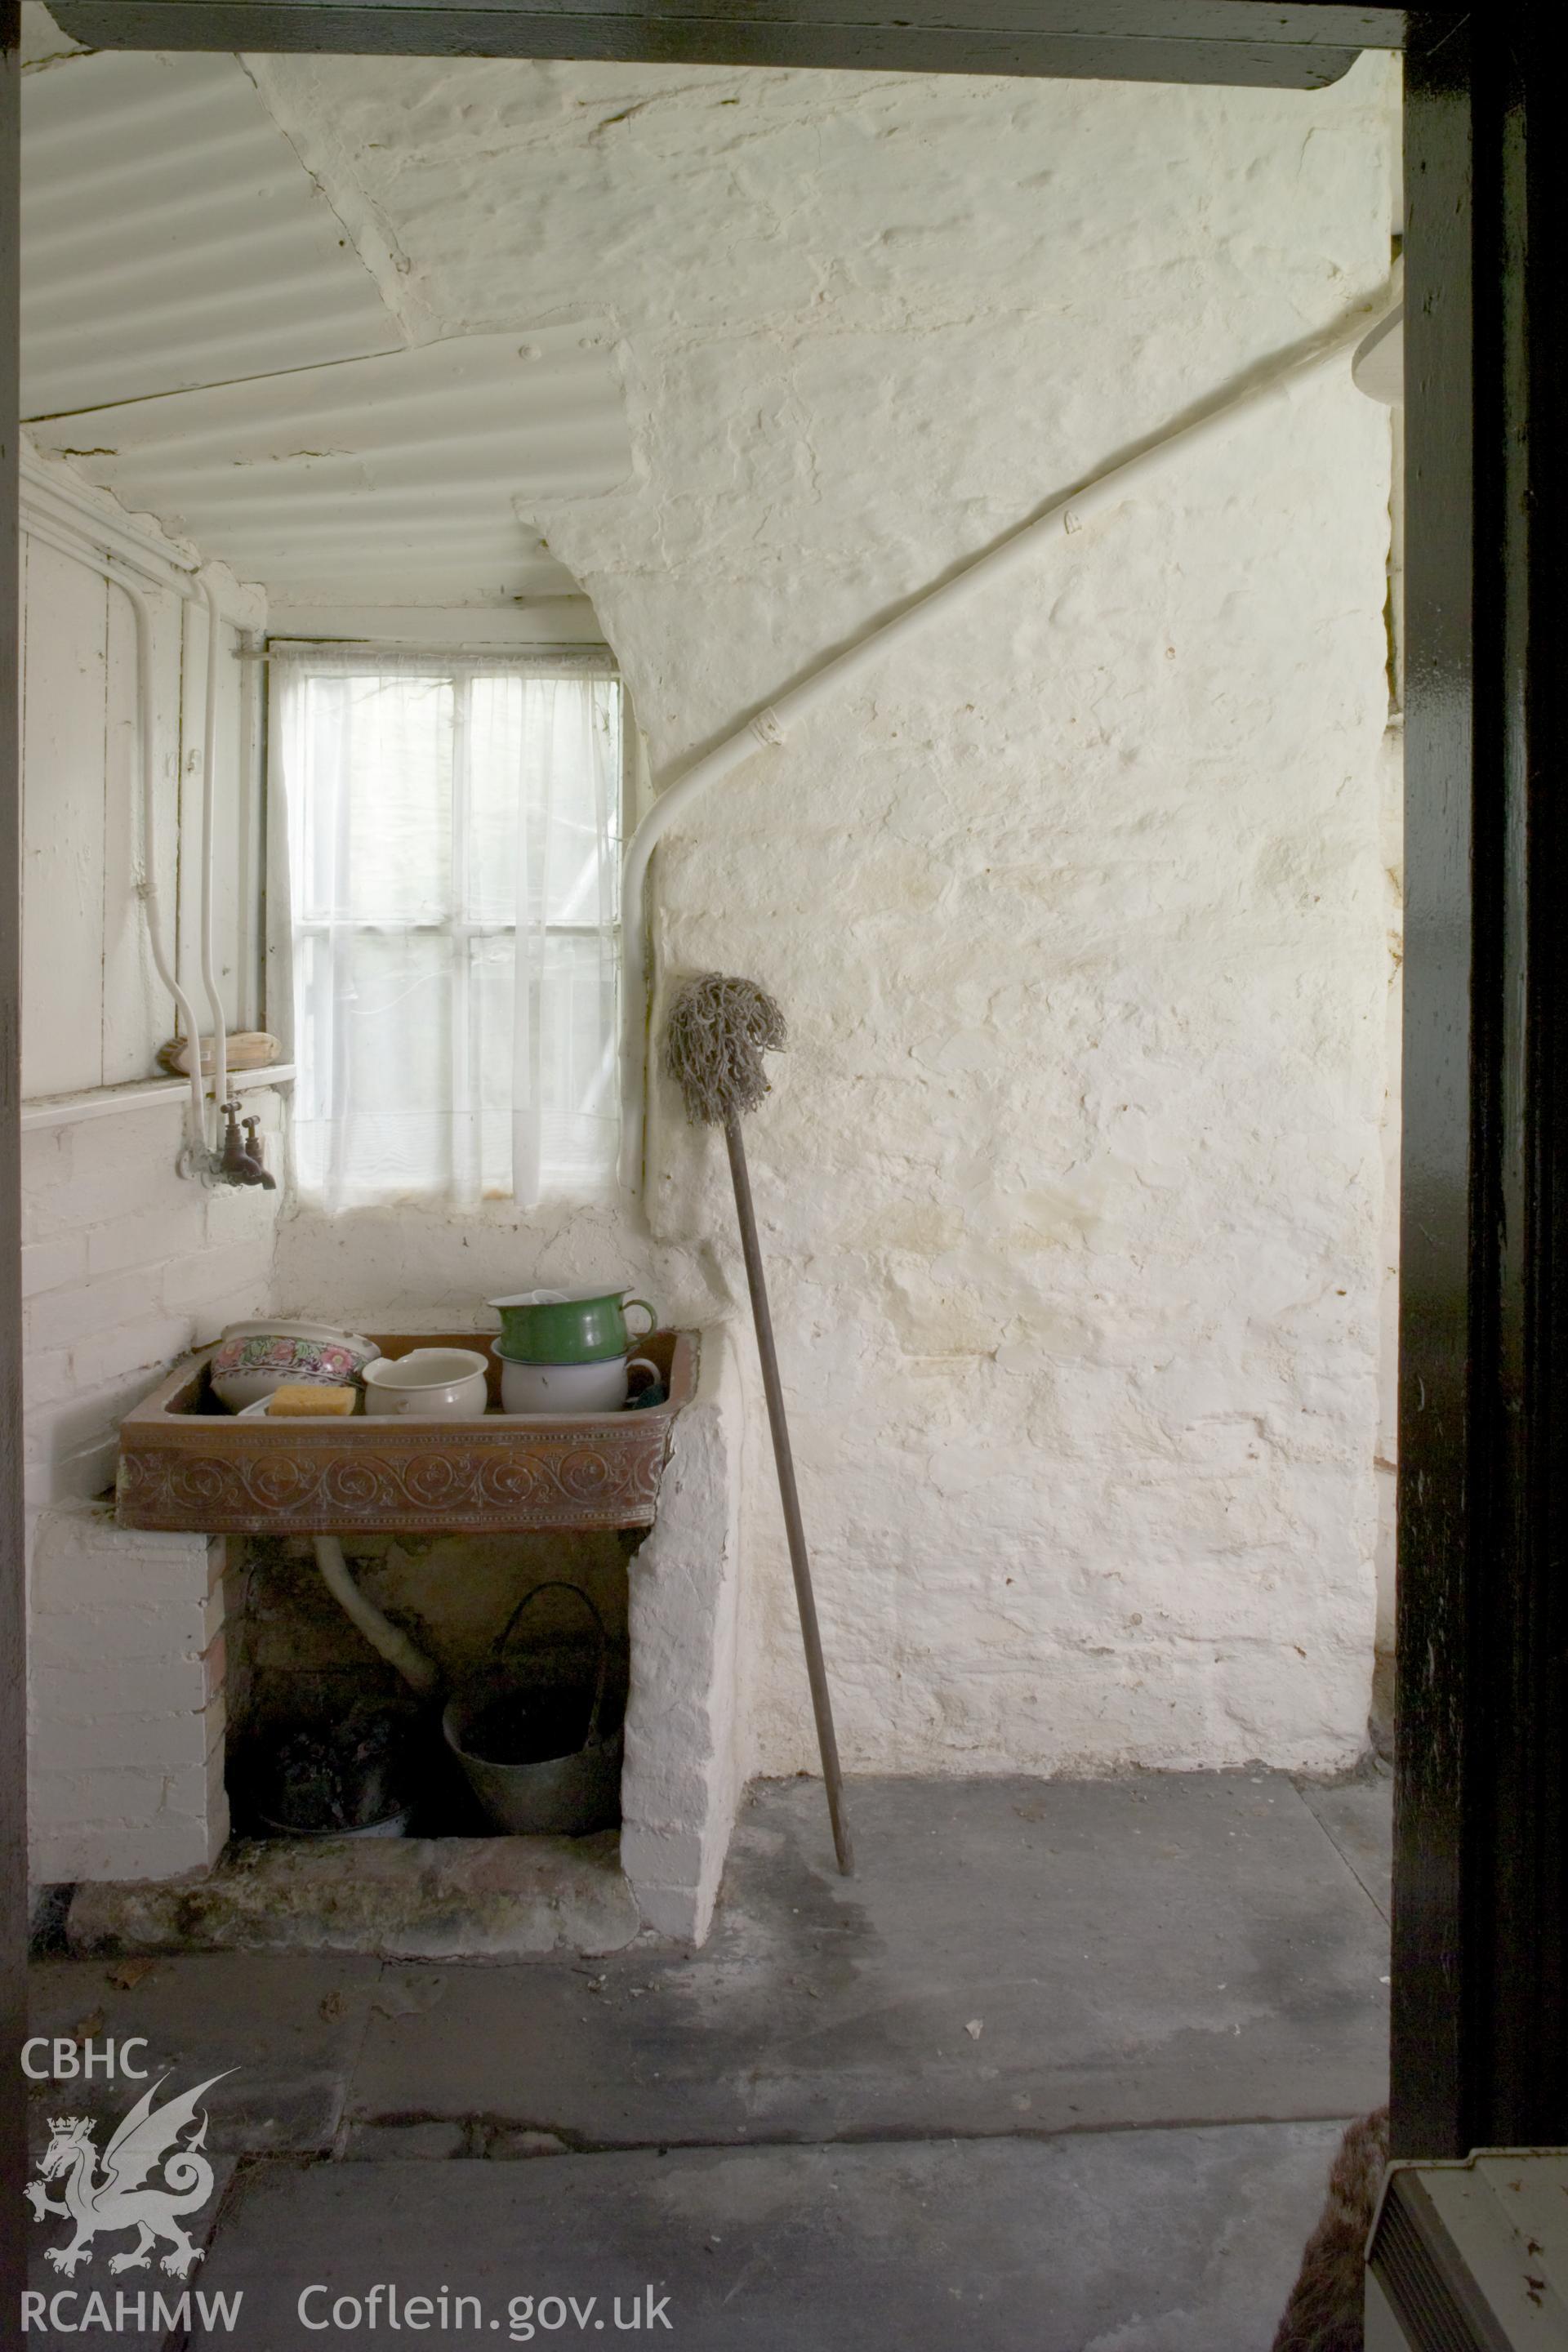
(664, 973, 853, 1876)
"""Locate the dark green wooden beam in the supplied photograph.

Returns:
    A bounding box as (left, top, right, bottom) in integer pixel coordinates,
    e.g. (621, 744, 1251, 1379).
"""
(51, 0, 1408, 86)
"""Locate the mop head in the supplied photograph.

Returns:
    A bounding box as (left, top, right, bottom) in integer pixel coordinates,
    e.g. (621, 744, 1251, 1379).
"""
(664, 973, 787, 1126)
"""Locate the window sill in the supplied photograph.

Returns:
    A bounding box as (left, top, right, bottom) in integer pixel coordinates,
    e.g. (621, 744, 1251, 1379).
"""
(291, 1183, 622, 1215)
(20, 1066, 296, 1134)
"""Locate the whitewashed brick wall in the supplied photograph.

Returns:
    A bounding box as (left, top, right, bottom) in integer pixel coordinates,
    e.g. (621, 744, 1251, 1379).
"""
(22, 1087, 285, 1877)
(29, 1502, 229, 1884)
(621, 1325, 746, 1942)
(20, 1097, 282, 1517)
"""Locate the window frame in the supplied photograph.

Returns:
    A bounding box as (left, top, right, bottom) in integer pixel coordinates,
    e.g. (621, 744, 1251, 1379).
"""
(265, 639, 628, 1209)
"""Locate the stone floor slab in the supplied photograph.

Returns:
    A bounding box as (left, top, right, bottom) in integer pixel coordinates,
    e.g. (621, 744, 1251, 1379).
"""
(24, 2161, 238, 2352)
(1294, 1773, 1394, 1922)
(181, 2125, 1342, 2351)
(350, 1773, 1389, 2144)
(65, 1831, 640, 1960)
(25, 1952, 381, 2158)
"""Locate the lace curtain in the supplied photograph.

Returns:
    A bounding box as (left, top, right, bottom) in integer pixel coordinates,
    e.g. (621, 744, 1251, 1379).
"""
(273, 647, 621, 1210)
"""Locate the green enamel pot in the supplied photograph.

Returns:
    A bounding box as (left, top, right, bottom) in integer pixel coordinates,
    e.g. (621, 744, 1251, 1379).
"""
(487, 1286, 656, 1365)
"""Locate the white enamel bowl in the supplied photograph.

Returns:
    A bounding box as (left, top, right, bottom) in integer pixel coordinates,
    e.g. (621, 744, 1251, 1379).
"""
(362, 1348, 490, 1418)
(492, 1345, 660, 1416)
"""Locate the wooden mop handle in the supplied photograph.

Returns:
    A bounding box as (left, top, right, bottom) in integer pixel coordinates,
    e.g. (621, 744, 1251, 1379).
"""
(724, 1111, 854, 1876)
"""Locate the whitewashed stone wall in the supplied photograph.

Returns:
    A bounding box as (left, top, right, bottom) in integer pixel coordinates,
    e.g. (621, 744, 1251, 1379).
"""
(254, 51, 1402, 1784)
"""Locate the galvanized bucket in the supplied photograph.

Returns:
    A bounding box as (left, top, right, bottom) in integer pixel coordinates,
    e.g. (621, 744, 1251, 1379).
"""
(442, 1581, 621, 1837)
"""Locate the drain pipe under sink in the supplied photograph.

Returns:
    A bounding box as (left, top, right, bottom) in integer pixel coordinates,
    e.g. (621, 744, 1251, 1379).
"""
(312, 1536, 440, 1696)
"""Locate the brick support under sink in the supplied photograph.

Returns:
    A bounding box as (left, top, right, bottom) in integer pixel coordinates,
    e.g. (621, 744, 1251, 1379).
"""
(29, 1325, 748, 1947)
(29, 1498, 229, 1883)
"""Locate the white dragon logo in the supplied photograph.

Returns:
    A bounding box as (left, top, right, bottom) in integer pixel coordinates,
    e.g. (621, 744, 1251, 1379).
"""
(24, 2072, 233, 2279)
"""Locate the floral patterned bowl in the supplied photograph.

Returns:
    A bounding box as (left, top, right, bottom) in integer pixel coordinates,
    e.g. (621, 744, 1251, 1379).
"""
(208, 1321, 379, 1414)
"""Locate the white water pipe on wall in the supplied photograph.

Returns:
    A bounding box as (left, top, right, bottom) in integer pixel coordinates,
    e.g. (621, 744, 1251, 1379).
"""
(22, 507, 250, 1164)
(20, 514, 209, 1142)
(618, 276, 1401, 1193)
(198, 580, 231, 1131)
(135, 570, 209, 1143)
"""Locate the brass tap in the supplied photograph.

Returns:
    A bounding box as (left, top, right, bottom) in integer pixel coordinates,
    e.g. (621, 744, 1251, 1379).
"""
(216, 1100, 277, 1189)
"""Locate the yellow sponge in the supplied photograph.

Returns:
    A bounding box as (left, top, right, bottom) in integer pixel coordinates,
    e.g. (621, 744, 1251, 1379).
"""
(268, 1384, 356, 1418)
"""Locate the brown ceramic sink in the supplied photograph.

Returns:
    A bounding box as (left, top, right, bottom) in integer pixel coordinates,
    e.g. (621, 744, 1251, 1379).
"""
(114, 1330, 697, 1536)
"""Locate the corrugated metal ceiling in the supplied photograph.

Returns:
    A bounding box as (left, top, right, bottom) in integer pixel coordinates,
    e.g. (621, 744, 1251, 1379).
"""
(21, 50, 399, 417)
(20, 47, 631, 607)
(29, 328, 635, 606)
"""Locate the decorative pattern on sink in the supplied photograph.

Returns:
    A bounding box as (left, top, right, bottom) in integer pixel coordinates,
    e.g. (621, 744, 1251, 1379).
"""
(115, 1331, 695, 1535)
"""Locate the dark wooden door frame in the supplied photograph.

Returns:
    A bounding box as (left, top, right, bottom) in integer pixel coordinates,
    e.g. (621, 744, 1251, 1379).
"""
(2, 2, 24, 2326)
(1393, 9, 1568, 2165)
(2, 0, 1554, 2310)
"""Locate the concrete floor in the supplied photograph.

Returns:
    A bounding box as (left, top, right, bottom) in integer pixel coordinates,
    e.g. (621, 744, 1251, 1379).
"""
(24, 1768, 1392, 2349)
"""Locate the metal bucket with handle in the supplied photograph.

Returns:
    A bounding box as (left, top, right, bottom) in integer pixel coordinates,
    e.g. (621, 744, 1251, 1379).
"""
(441, 1581, 621, 1837)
